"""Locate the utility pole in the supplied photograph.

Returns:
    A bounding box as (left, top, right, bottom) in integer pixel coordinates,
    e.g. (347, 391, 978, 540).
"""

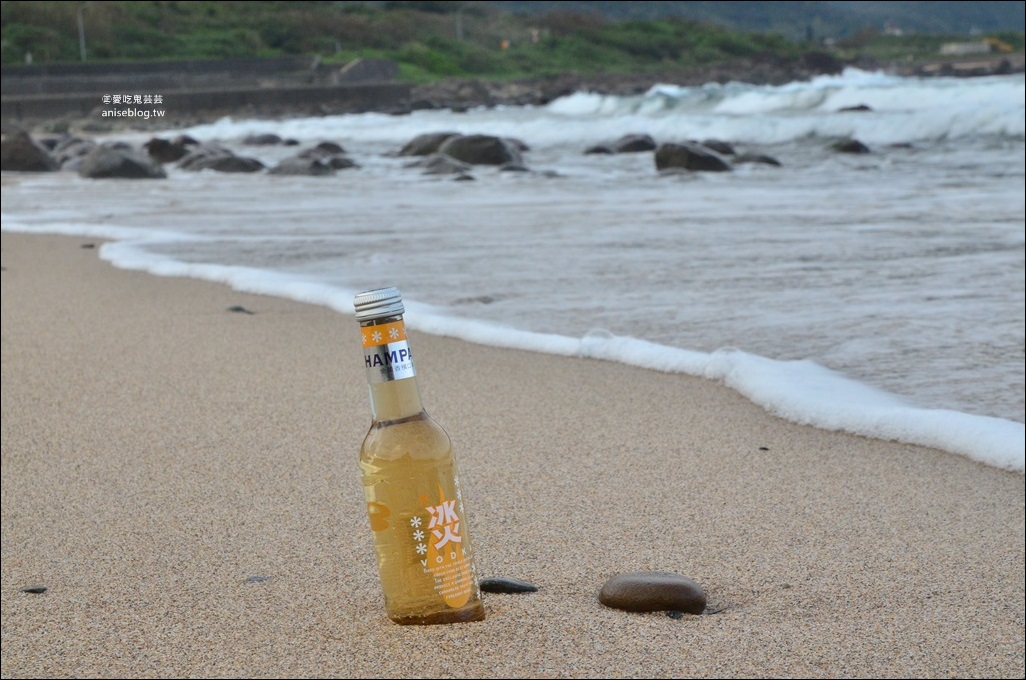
(77, 3, 89, 61)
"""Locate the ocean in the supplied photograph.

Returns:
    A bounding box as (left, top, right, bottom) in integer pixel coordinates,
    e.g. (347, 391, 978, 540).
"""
(2, 68, 1023, 472)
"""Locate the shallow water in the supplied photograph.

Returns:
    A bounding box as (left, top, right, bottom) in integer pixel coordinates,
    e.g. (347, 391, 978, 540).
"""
(3, 69, 1023, 470)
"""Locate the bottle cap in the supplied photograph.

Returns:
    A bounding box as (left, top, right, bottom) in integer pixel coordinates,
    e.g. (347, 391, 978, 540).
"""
(354, 287, 405, 322)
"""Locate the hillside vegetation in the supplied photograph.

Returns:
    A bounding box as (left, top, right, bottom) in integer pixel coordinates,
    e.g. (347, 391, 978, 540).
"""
(2, 1, 1023, 82)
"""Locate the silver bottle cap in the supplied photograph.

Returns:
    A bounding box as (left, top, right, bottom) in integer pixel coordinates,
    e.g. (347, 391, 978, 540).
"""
(354, 287, 405, 322)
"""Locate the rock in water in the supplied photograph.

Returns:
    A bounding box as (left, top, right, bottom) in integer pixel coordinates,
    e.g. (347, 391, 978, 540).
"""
(479, 577, 539, 594)
(599, 572, 706, 614)
(1, 132, 58, 171)
(438, 134, 522, 166)
(78, 146, 166, 179)
(654, 142, 731, 172)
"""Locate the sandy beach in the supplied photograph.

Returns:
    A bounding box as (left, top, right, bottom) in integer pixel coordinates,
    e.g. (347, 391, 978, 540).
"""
(1, 231, 1023, 678)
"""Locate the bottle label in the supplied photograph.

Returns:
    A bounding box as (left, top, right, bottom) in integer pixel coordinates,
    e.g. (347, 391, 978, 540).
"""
(407, 479, 477, 609)
(361, 320, 416, 383)
(364, 471, 480, 611)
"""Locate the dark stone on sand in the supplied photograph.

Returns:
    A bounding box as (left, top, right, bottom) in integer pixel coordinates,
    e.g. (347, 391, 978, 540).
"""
(480, 577, 539, 594)
(399, 132, 461, 157)
(612, 133, 657, 153)
(832, 139, 871, 154)
(599, 572, 707, 614)
(1, 131, 58, 172)
(654, 142, 731, 172)
(21, 585, 48, 594)
(438, 134, 522, 166)
(78, 146, 166, 179)
(227, 305, 255, 314)
(839, 104, 873, 112)
(584, 145, 615, 155)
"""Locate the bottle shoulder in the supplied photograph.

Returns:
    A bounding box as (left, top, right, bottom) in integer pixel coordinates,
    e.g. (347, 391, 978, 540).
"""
(360, 411, 452, 463)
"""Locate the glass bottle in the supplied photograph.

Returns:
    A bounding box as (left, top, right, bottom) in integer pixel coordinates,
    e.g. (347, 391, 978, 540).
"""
(354, 287, 485, 625)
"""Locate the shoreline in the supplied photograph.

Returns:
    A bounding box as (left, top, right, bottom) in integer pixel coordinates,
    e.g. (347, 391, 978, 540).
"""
(2, 231, 1023, 678)
(4, 53, 1022, 135)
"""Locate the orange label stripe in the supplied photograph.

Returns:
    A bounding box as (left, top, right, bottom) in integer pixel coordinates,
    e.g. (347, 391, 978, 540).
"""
(362, 320, 407, 348)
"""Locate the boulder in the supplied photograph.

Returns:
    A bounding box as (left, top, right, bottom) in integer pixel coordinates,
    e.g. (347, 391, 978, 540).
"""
(399, 132, 460, 157)
(312, 141, 346, 155)
(145, 137, 191, 164)
(1, 132, 58, 171)
(268, 156, 334, 176)
(584, 144, 615, 155)
(404, 153, 471, 176)
(53, 137, 97, 169)
(438, 134, 522, 166)
(177, 146, 263, 173)
(654, 142, 732, 172)
(701, 139, 737, 155)
(78, 146, 166, 179)
(833, 139, 871, 154)
(177, 145, 232, 171)
(296, 144, 359, 169)
(191, 155, 265, 173)
(612, 133, 657, 153)
(242, 133, 284, 146)
(734, 152, 782, 167)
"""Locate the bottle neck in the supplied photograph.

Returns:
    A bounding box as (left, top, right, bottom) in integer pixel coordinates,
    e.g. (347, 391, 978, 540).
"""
(359, 315, 424, 422)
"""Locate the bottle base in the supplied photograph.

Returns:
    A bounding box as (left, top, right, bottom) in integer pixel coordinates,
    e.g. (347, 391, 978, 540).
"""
(389, 604, 486, 626)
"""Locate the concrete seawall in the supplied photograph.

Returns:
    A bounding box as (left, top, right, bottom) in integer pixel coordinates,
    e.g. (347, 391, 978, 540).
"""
(1, 57, 410, 128)
(2, 82, 411, 126)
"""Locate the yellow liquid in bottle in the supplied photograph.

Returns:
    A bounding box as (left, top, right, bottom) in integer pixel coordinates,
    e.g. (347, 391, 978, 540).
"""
(360, 408, 485, 625)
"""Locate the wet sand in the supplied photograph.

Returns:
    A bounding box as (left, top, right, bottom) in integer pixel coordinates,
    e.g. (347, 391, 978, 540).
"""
(2, 231, 1023, 678)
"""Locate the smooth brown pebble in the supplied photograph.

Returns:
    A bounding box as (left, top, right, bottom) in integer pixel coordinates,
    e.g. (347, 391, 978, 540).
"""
(599, 571, 706, 614)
